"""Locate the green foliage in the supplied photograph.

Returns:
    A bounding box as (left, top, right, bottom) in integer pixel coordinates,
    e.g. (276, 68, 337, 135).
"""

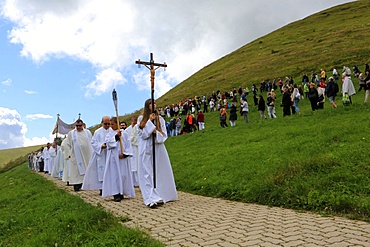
(0, 165, 163, 246)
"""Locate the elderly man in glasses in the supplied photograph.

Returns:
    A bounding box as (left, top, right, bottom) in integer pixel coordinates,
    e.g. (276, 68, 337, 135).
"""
(65, 119, 92, 192)
(82, 116, 111, 195)
(102, 117, 135, 202)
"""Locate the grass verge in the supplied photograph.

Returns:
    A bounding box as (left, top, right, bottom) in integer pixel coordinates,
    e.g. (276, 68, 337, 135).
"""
(0, 164, 163, 247)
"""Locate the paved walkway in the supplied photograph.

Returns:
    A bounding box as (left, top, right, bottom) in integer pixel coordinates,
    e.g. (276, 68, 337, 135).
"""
(40, 173, 370, 246)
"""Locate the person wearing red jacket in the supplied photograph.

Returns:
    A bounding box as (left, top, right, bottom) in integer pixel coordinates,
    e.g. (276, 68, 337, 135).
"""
(196, 110, 205, 131)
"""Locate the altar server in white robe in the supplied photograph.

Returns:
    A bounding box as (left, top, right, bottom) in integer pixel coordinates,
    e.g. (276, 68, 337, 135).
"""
(82, 116, 111, 194)
(33, 151, 38, 171)
(125, 116, 139, 187)
(50, 141, 61, 178)
(102, 117, 135, 202)
(137, 99, 178, 208)
(43, 143, 51, 173)
(65, 119, 92, 191)
(53, 140, 65, 179)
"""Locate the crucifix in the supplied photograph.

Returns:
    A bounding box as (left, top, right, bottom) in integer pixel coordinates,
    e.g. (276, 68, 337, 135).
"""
(135, 53, 167, 188)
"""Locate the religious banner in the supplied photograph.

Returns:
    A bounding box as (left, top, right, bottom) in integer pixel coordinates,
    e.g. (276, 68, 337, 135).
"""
(52, 116, 75, 135)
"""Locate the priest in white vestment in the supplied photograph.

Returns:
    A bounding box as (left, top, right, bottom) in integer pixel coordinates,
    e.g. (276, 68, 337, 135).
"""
(137, 99, 178, 208)
(82, 116, 111, 194)
(102, 117, 135, 202)
(65, 119, 92, 191)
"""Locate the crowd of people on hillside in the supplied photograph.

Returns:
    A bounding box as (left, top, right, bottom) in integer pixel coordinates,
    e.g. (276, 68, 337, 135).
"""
(26, 63, 368, 210)
(157, 63, 369, 132)
(28, 99, 178, 209)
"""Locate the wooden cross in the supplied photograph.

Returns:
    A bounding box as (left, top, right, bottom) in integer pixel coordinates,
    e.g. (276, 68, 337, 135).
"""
(135, 53, 167, 188)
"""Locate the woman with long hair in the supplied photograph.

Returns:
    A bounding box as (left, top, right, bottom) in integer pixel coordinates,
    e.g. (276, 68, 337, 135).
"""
(137, 99, 178, 208)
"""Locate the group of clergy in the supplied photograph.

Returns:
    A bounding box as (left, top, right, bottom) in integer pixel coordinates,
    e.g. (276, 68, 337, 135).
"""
(29, 141, 63, 177)
(59, 116, 136, 202)
(42, 108, 178, 208)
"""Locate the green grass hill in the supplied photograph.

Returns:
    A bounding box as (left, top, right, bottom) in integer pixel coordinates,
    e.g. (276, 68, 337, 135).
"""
(155, 0, 370, 108)
(88, 1, 370, 129)
(1, 0, 370, 230)
(1, 2, 370, 245)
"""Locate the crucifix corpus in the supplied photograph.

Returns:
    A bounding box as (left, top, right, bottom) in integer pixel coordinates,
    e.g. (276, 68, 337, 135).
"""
(135, 53, 167, 188)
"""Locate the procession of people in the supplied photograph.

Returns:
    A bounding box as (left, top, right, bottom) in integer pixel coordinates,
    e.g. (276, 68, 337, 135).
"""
(27, 63, 368, 210)
(28, 100, 178, 209)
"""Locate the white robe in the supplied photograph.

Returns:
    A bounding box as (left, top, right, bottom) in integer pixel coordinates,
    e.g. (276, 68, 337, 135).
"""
(342, 76, 356, 96)
(102, 129, 135, 198)
(137, 116, 178, 206)
(33, 155, 38, 171)
(61, 137, 70, 183)
(82, 127, 110, 191)
(66, 129, 92, 185)
(130, 124, 139, 187)
(125, 124, 139, 186)
(125, 125, 135, 172)
(43, 147, 50, 173)
(53, 145, 64, 178)
(49, 146, 59, 178)
(36, 151, 43, 171)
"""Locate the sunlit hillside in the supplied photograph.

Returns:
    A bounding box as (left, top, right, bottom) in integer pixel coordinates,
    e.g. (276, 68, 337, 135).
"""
(156, 0, 370, 108)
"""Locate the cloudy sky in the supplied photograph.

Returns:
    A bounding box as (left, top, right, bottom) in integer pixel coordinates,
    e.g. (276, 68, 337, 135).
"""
(0, 0, 353, 150)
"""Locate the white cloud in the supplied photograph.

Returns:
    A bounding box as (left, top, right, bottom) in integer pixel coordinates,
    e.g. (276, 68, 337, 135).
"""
(2, 0, 136, 67)
(23, 136, 49, 147)
(0, 107, 53, 149)
(24, 113, 53, 121)
(0, 107, 27, 149)
(84, 68, 126, 97)
(24, 90, 37, 94)
(1, 0, 354, 98)
(1, 78, 12, 86)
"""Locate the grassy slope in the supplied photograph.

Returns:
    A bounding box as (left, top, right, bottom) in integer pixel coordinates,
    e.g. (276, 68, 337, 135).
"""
(92, 1, 370, 130)
(2, 0, 370, 223)
(0, 164, 163, 246)
(0, 145, 43, 169)
(156, 0, 370, 108)
(166, 94, 370, 221)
